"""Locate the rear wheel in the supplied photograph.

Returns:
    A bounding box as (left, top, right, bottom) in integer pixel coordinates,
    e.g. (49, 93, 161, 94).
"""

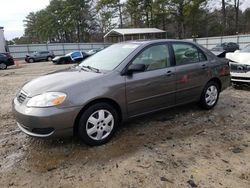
(77, 103, 119, 146)
(0, 63, 7, 70)
(28, 58, 34, 63)
(200, 81, 220, 110)
(47, 56, 52, 61)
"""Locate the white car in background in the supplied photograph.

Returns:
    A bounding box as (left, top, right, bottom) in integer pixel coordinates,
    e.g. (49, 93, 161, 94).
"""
(226, 44, 250, 87)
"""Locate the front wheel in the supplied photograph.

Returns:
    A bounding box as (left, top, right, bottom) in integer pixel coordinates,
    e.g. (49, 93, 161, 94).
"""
(199, 81, 220, 110)
(77, 103, 119, 146)
(0, 63, 7, 70)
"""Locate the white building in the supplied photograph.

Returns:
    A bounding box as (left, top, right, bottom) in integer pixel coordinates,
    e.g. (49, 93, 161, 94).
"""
(0, 26, 6, 53)
(104, 28, 166, 43)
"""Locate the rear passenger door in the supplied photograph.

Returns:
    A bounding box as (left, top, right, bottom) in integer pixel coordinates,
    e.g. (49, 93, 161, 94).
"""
(40, 52, 48, 60)
(171, 42, 209, 105)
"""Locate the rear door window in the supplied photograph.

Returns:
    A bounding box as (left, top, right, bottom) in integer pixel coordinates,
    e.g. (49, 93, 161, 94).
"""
(172, 43, 207, 65)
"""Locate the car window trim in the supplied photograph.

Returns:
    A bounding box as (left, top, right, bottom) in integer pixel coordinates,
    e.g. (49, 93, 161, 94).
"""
(169, 41, 208, 67)
(121, 42, 174, 75)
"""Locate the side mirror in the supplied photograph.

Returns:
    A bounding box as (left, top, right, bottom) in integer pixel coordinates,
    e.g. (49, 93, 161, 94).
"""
(126, 64, 146, 74)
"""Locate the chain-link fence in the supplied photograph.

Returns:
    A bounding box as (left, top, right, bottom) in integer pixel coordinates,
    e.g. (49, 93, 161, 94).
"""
(8, 34, 250, 58)
(187, 34, 250, 49)
(8, 43, 111, 59)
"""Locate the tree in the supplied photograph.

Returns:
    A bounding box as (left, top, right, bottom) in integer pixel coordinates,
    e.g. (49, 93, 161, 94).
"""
(126, 0, 143, 27)
(23, 0, 96, 43)
(233, 0, 240, 33)
(222, 0, 226, 34)
(96, 0, 124, 29)
(19, 0, 250, 44)
(243, 8, 250, 33)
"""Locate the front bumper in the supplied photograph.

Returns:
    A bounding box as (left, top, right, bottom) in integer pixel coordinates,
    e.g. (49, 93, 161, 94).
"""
(230, 62, 250, 83)
(12, 97, 82, 138)
(7, 59, 15, 66)
(17, 122, 55, 137)
(231, 72, 250, 83)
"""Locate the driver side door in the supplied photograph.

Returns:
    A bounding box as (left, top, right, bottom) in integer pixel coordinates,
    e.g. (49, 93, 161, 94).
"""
(125, 43, 176, 117)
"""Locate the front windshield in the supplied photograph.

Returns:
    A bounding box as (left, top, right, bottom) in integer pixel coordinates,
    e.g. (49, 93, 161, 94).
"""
(241, 45, 250, 52)
(79, 43, 140, 70)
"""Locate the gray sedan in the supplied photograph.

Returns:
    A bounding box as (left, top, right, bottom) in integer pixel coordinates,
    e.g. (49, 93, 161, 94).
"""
(13, 40, 230, 145)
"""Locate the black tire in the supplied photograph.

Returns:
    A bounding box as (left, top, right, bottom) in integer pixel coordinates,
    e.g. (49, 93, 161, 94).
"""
(77, 103, 119, 146)
(28, 58, 34, 63)
(0, 63, 7, 70)
(199, 81, 220, 110)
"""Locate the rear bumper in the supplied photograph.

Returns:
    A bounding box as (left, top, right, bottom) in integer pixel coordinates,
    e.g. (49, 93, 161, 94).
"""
(220, 75, 231, 91)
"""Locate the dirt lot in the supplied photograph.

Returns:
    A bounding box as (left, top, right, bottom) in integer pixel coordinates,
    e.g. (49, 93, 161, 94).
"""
(0, 62, 250, 188)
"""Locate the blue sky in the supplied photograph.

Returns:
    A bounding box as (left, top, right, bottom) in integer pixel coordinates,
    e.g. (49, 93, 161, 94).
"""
(1, 0, 250, 40)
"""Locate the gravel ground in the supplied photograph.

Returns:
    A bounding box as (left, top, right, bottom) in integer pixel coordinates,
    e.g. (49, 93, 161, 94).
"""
(0, 62, 250, 188)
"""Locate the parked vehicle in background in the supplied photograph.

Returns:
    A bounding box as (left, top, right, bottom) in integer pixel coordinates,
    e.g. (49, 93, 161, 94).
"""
(226, 44, 250, 87)
(52, 51, 90, 64)
(211, 42, 239, 58)
(0, 53, 14, 69)
(25, 51, 55, 63)
(13, 40, 230, 146)
(86, 48, 104, 56)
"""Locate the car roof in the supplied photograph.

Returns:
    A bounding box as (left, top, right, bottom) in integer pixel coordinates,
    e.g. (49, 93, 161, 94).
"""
(121, 39, 196, 45)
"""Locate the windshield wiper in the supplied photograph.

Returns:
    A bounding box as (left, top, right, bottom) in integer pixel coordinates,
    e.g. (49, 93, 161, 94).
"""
(80, 65, 100, 73)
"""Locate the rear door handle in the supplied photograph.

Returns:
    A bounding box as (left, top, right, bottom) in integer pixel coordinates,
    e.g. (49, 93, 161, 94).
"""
(165, 70, 174, 76)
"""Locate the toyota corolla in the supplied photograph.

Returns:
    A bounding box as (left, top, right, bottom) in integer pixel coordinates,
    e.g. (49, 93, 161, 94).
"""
(13, 40, 230, 146)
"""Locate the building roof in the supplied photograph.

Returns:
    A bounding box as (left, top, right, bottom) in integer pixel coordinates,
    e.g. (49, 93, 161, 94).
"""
(104, 28, 166, 38)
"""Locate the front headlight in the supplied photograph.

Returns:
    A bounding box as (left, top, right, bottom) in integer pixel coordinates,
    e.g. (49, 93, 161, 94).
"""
(27, 92, 67, 107)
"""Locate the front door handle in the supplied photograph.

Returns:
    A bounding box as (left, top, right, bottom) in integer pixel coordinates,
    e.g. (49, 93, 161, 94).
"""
(201, 64, 207, 69)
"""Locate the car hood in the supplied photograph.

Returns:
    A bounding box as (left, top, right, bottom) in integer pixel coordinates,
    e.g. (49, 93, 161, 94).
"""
(52, 56, 64, 61)
(22, 67, 104, 97)
(226, 52, 250, 65)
